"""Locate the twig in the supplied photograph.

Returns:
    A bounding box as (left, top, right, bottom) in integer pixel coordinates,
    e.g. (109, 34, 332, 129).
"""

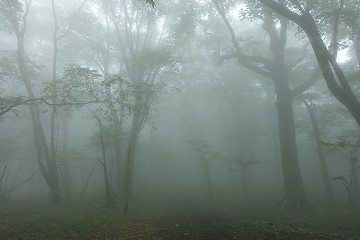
(0, 165, 7, 185)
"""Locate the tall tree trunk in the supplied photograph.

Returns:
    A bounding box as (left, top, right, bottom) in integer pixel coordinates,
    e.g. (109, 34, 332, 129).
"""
(350, 137, 360, 210)
(204, 161, 213, 200)
(62, 115, 72, 204)
(213, 1, 310, 208)
(303, 100, 334, 208)
(126, 123, 139, 199)
(16, 31, 61, 205)
(95, 116, 114, 208)
(273, 66, 308, 208)
(242, 167, 250, 210)
(124, 145, 131, 214)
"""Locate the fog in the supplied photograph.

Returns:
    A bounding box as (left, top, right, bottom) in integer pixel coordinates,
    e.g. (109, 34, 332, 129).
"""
(1, 0, 360, 225)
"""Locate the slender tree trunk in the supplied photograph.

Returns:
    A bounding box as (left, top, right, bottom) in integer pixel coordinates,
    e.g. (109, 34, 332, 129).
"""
(303, 100, 334, 208)
(242, 167, 250, 210)
(126, 126, 139, 199)
(62, 115, 72, 204)
(204, 162, 213, 200)
(96, 116, 114, 208)
(124, 145, 131, 214)
(16, 31, 61, 205)
(350, 137, 360, 210)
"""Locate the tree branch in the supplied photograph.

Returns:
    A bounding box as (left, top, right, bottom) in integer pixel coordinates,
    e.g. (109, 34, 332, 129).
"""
(258, 0, 303, 24)
(288, 0, 307, 15)
(291, 67, 321, 97)
(0, 165, 7, 185)
(216, 52, 271, 77)
(0, 97, 114, 117)
(2, 169, 40, 195)
(331, 0, 345, 59)
(213, 0, 272, 77)
(97, 158, 105, 167)
(56, 0, 88, 41)
(288, 42, 310, 69)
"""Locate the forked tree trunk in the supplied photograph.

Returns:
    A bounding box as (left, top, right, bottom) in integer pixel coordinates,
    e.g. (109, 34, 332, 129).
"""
(214, 1, 310, 208)
(16, 30, 61, 205)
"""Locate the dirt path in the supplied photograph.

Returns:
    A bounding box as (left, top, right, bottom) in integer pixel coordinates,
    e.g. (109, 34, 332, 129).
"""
(0, 203, 353, 239)
(152, 204, 343, 240)
(155, 207, 242, 239)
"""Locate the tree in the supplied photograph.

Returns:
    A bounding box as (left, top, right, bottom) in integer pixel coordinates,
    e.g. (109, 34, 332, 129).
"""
(257, 0, 360, 127)
(49, 0, 86, 204)
(0, 0, 62, 204)
(92, 115, 114, 208)
(227, 155, 265, 210)
(211, 0, 318, 208)
(185, 139, 223, 200)
(99, 0, 178, 203)
(300, 93, 335, 208)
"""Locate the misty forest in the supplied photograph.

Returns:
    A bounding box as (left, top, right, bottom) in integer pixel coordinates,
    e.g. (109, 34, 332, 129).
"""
(1, 0, 360, 239)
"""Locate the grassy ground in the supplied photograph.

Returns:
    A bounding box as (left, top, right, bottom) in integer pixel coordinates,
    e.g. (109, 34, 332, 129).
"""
(0, 201, 358, 239)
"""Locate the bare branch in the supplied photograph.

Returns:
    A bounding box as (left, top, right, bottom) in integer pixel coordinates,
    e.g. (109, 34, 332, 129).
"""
(0, 97, 115, 118)
(288, 42, 310, 69)
(2, 169, 40, 195)
(57, 0, 88, 41)
(331, 0, 345, 59)
(216, 52, 271, 77)
(0, 165, 7, 185)
(97, 158, 105, 167)
(291, 67, 321, 97)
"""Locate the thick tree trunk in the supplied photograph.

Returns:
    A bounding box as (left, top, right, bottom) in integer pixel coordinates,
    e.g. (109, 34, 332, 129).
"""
(273, 67, 309, 209)
(303, 100, 334, 208)
(215, 2, 309, 208)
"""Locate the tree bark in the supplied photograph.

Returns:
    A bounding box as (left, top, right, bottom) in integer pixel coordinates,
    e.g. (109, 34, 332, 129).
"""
(350, 137, 360, 210)
(16, 30, 61, 205)
(95, 116, 114, 208)
(303, 99, 334, 208)
(273, 67, 308, 208)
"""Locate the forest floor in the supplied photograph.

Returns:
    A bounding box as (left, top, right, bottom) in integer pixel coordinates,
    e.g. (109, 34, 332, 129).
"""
(0, 200, 359, 239)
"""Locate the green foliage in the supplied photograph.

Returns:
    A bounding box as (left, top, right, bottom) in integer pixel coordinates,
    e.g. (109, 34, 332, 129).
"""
(0, 50, 42, 80)
(0, 0, 23, 33)
(89, 124, 113, 148)
(0, 96, 24, 118)
(0, 51, 18, 79)
(321, 136, 353, 150)
(133, 49, 174, 68)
